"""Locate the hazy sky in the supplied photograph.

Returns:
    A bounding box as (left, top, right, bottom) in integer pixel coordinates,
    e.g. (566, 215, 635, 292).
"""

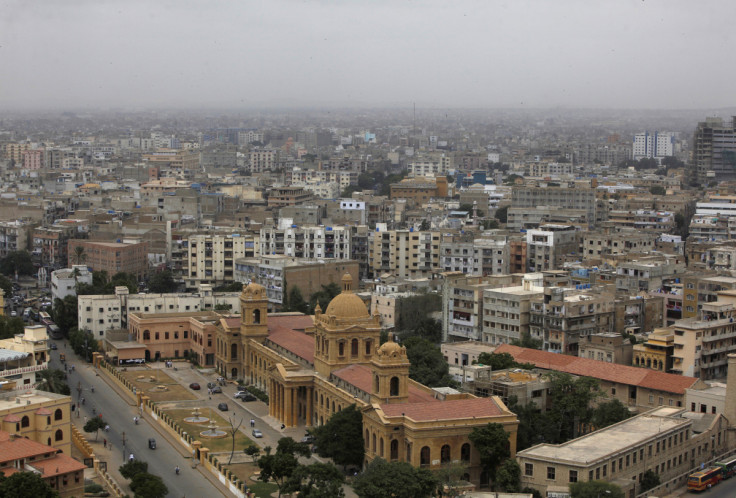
(2, 0, 734, 110)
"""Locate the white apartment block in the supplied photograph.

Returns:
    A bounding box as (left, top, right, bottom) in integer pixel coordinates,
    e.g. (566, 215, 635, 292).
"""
(248, 148, 277, 173)
(408, 154, 452, 176)
(50, 265, 93, 301)
(482, 279, 544, 345)
(184, 234, 253, 289)
(292, 180, 340, 200)
(77, 285, 240, 340)
(369, 229, 441, 280)
(260, 225, 351, 260)
(238, 130, 264, 145)
(633, 131, 675, 160)
(287, 169, 357, 190)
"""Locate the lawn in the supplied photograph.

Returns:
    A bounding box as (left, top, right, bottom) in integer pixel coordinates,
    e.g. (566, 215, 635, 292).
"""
(246, 480, 279, 497)
(119, 369, 197, 402)
(162, 408, 253, 453)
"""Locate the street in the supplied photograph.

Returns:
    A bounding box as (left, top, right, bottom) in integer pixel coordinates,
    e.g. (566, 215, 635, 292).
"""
(51, 347, 227, 498)
(682, 475, 736, 497)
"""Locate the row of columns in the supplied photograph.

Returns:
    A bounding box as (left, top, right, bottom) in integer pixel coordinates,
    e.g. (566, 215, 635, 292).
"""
(268, 380, 314, 428)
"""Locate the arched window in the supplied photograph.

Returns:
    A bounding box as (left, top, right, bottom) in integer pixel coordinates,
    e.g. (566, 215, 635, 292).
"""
(320, 395, 324, 407)
(390, 377, 400, 396)
(338, 341, 345, 356)
(231, 343, 238, 360)
(390, 439, 399, 460)
(351, 339, 358, 356)
(441, 444, 451, 463)
(253, 309, 261, 324)
(420, 446, 430, 466)
(365, 340, 372, 355)
(379, 438, 384, 457)
(143, 330, 150, 341)
(374, 375, 380, 393)
(47, 437, 51, 446)
(461, 443, 471, 462)
(365, 429, 370, 447)
(21, 416, 29, 428)
(332, 401, 335, 413)
(372, 433, 377, 453)
(54, 409, 63, 421)
(55, 429, 63, 441)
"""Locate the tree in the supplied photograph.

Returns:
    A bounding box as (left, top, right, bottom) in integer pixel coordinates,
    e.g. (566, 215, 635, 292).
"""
(511, 331, 543, 350)
(353, 458, 438, 498)
(309, 282, 341, 311)
(286, 286, 309, 313)
(434, 462, 469, 497)
(226, 416, 244, 464)
(73, 246, 87, 265)
(569, 480, 624, 498)
(590, 399, 631, 429)
(244, 444, 261, 463)
(402, 337, 457, 388)
(475, 352, 534, 371)
(119, 459, 149, 479)
(0, 470, 59, 498)
(495, 459, 521, 492)
(494, 205, 508, 223)
(215, 303, 232, 311)
(258, 437, 312, 497)
(130, 472, 168, 498)
(0, 273, 12, 300)
(0, 314, 24, 340)
(0, 250, 35, 276)
(52, 295, 78, 336)
(546, 372, 603, 443)
(84, 416, 107, 441)
(640, 469, 660, 492)
(405, 317, 442, 344)
(650, 186, 666, 195)
(147, 270, 178, 293)
(419, 219, 431, 231)
(69, 328, 98, 361)
(36, 368, 70, 395)
(284, 462, 345, 498)
(394, 293, 442, 332)
(312, 404, 364, 468)
(481, 219, 499, 230)
(468, 423, 510, 482)
(108, 272, 139, 294)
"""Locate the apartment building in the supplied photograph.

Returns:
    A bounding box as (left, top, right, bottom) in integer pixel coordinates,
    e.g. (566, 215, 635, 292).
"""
(615, 255, 686, 295)
(78, 285, 241, 339)
(692, 116, 736, 185)
(581, 230, 657, 260)
(177, 233, 255, 290)
(441, 234, 512, 277)
(518, 406, 729, 498)
(287, 169, 357, 190)
(142, 149, 200, 176)
(234, 256, 359, 311)
(0, 325, 50, 390)
(482, 278, 544, 345)
(526, 225, 579, 272)
(578, 332, 632, 365)
(67, 239, 148, 280)
(389, 177, 450, 206)
(0, 220, 29, 259)
(681, 275, 736, 320)
(613, 294, 664, 336)
(266, 186, 314, 208)
(260, 225, 351, 260)
(248, 147, 278, 173)
(529, 286, 615, 355)
(369, 229, 442, 280)
(634, 328, 675, 372)
(511, 185, 600, 228)
(408, 154, 452, 176)
(632, 131, 675, 160)
(441, 275, 502, 342)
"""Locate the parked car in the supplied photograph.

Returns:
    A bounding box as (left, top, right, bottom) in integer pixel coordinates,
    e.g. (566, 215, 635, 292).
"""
(148, 438, 156, 450)
(206, 382, 216, 389)
(301, 434, 315, 444)
(251, 429, 263, 438)
(189, 383, 201, 390)
(210, 386, 222, 394)
(217, 402, 228, 411)
(235, 391, 256, 402)
(49, 343, 57, 350)
(10, 311, 16, 317)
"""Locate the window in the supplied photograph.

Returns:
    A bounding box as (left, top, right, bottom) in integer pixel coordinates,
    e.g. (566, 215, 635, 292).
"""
(351, 339, 359, 356)
(547, 467, 556, 480)
(461, 443, 471, 462)
(21, 415, 30, 428)
(525, 463, 533, 476)
(365, 340, 372, 355)
(390, 377, 400, 396)
(165, 332, 169, 340)
(55, 429, 63, 441)
(420, 446, 430, 466)
(54, 408, 63, 421)
(338, 342, 345, 356)
(155, 332, 160, 340)
(441, 444, 451, 463)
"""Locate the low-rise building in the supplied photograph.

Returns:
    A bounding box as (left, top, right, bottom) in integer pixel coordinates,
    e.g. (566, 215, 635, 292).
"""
(482, 278, 544, 346)
(67, 239, 148, 280)
(578, 333, 633, 365)
(633, 328, 674, 372)
(50, 265, 92, 301)
(0, 326, 49, 390)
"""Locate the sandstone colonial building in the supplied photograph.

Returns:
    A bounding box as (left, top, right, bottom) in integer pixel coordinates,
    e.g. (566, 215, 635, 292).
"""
(215, 274, 519, 488)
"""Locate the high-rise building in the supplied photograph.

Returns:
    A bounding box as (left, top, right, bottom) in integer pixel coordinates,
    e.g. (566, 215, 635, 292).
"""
(632, 131, 675, 160)
(692, 117, 736, 185)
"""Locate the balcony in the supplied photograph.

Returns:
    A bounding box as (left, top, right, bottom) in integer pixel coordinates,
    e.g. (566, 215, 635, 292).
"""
(0, 363, 47, 378)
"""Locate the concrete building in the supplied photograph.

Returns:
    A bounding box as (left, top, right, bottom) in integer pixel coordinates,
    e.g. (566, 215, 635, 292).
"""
(692, 116, 736, 185)
(0, 389, 73, 457)
(369, 229, 442, 280)
(266, 186, 314, 208)
(685, 383, 726, 416)
(248, 148, 278, 173)
(632, 131, 675, 160)
(128, 311, 220, 364)
(67, 239, 148, 280)
(578, 333, 633, 365)
(681, 275, 736, 320)
(0, 326, 50, 390)
(213, 276, 519, 489)
(442, 275, 502, 342)
(529, 286, 615, 355)
(511, 185, 600, 229)
(526, 225, 579, 272)
(615, 255, 686, 295)
(259, 226, 351, 261)
(78, 285, 240, 340)
(482, 279, 544, 345)
(0, 221, 29, 259)
(581, 229, 657, 261)
(517, 406, 729, 497)
(389, 177, 450, 207)
(234, 256, 359, 311)
(633, 328, 675, 372)
(440, 341, 496, 381)
(176, 233, 255, 290)
(50, 265, 92, 301)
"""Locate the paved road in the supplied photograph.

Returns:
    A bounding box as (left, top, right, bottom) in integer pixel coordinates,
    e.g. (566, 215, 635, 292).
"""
(680, 475, 736, 497)
(51, 348, 227, 498)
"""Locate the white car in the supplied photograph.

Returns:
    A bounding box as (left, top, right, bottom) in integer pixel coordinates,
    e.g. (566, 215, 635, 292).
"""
(10, 311, 17, 317)
(252, 429, 263, 438)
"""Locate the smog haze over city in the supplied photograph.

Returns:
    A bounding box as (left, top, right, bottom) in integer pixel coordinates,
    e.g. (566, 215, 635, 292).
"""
(3, 0, 736, 111)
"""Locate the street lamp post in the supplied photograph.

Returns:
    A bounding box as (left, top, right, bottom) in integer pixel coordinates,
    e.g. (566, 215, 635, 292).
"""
(121, 431, 126, 458)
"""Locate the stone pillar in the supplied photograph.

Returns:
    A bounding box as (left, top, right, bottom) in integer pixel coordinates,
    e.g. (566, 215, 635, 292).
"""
(199, 446, 210, 465)
(268, 380, 274, 417)
(284, 387, 293, 427)
(306, 387, 313, 427)
(726, 354, 736, 427)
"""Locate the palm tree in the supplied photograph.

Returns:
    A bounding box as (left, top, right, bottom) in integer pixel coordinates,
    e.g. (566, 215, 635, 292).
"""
(36, 368, 70, 395)
(73, 246, 86, 265)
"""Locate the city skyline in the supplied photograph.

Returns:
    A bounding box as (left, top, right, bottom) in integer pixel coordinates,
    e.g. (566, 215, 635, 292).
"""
(3, 0, 736, 110)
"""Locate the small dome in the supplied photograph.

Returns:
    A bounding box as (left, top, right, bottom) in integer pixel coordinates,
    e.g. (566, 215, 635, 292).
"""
(325, 293, 369, 319)
(377, 340, 403, 356)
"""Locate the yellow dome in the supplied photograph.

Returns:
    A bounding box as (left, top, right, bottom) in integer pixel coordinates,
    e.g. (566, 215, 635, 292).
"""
(325, 292, 370, 319)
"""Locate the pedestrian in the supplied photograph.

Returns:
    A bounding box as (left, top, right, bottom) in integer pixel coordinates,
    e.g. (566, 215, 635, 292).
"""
(281, 423, 285, 430)
(250, 419, 254, 428)
(103, 439, 107, 448)
(129, 453, 134, 462)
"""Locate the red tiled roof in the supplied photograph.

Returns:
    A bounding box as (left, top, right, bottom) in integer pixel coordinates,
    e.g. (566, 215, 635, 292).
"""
(331, 364, 439, 404)
(32, 454, 86, 477)
(224, 317, 240, 329)
(3, 414, 21, 423)
(0, 434, 60, 464)
(381, 397, 504, 421)
(267, 316, 316, 363)
(35, 408, 52, 416)
(494, 344, 699, 395)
